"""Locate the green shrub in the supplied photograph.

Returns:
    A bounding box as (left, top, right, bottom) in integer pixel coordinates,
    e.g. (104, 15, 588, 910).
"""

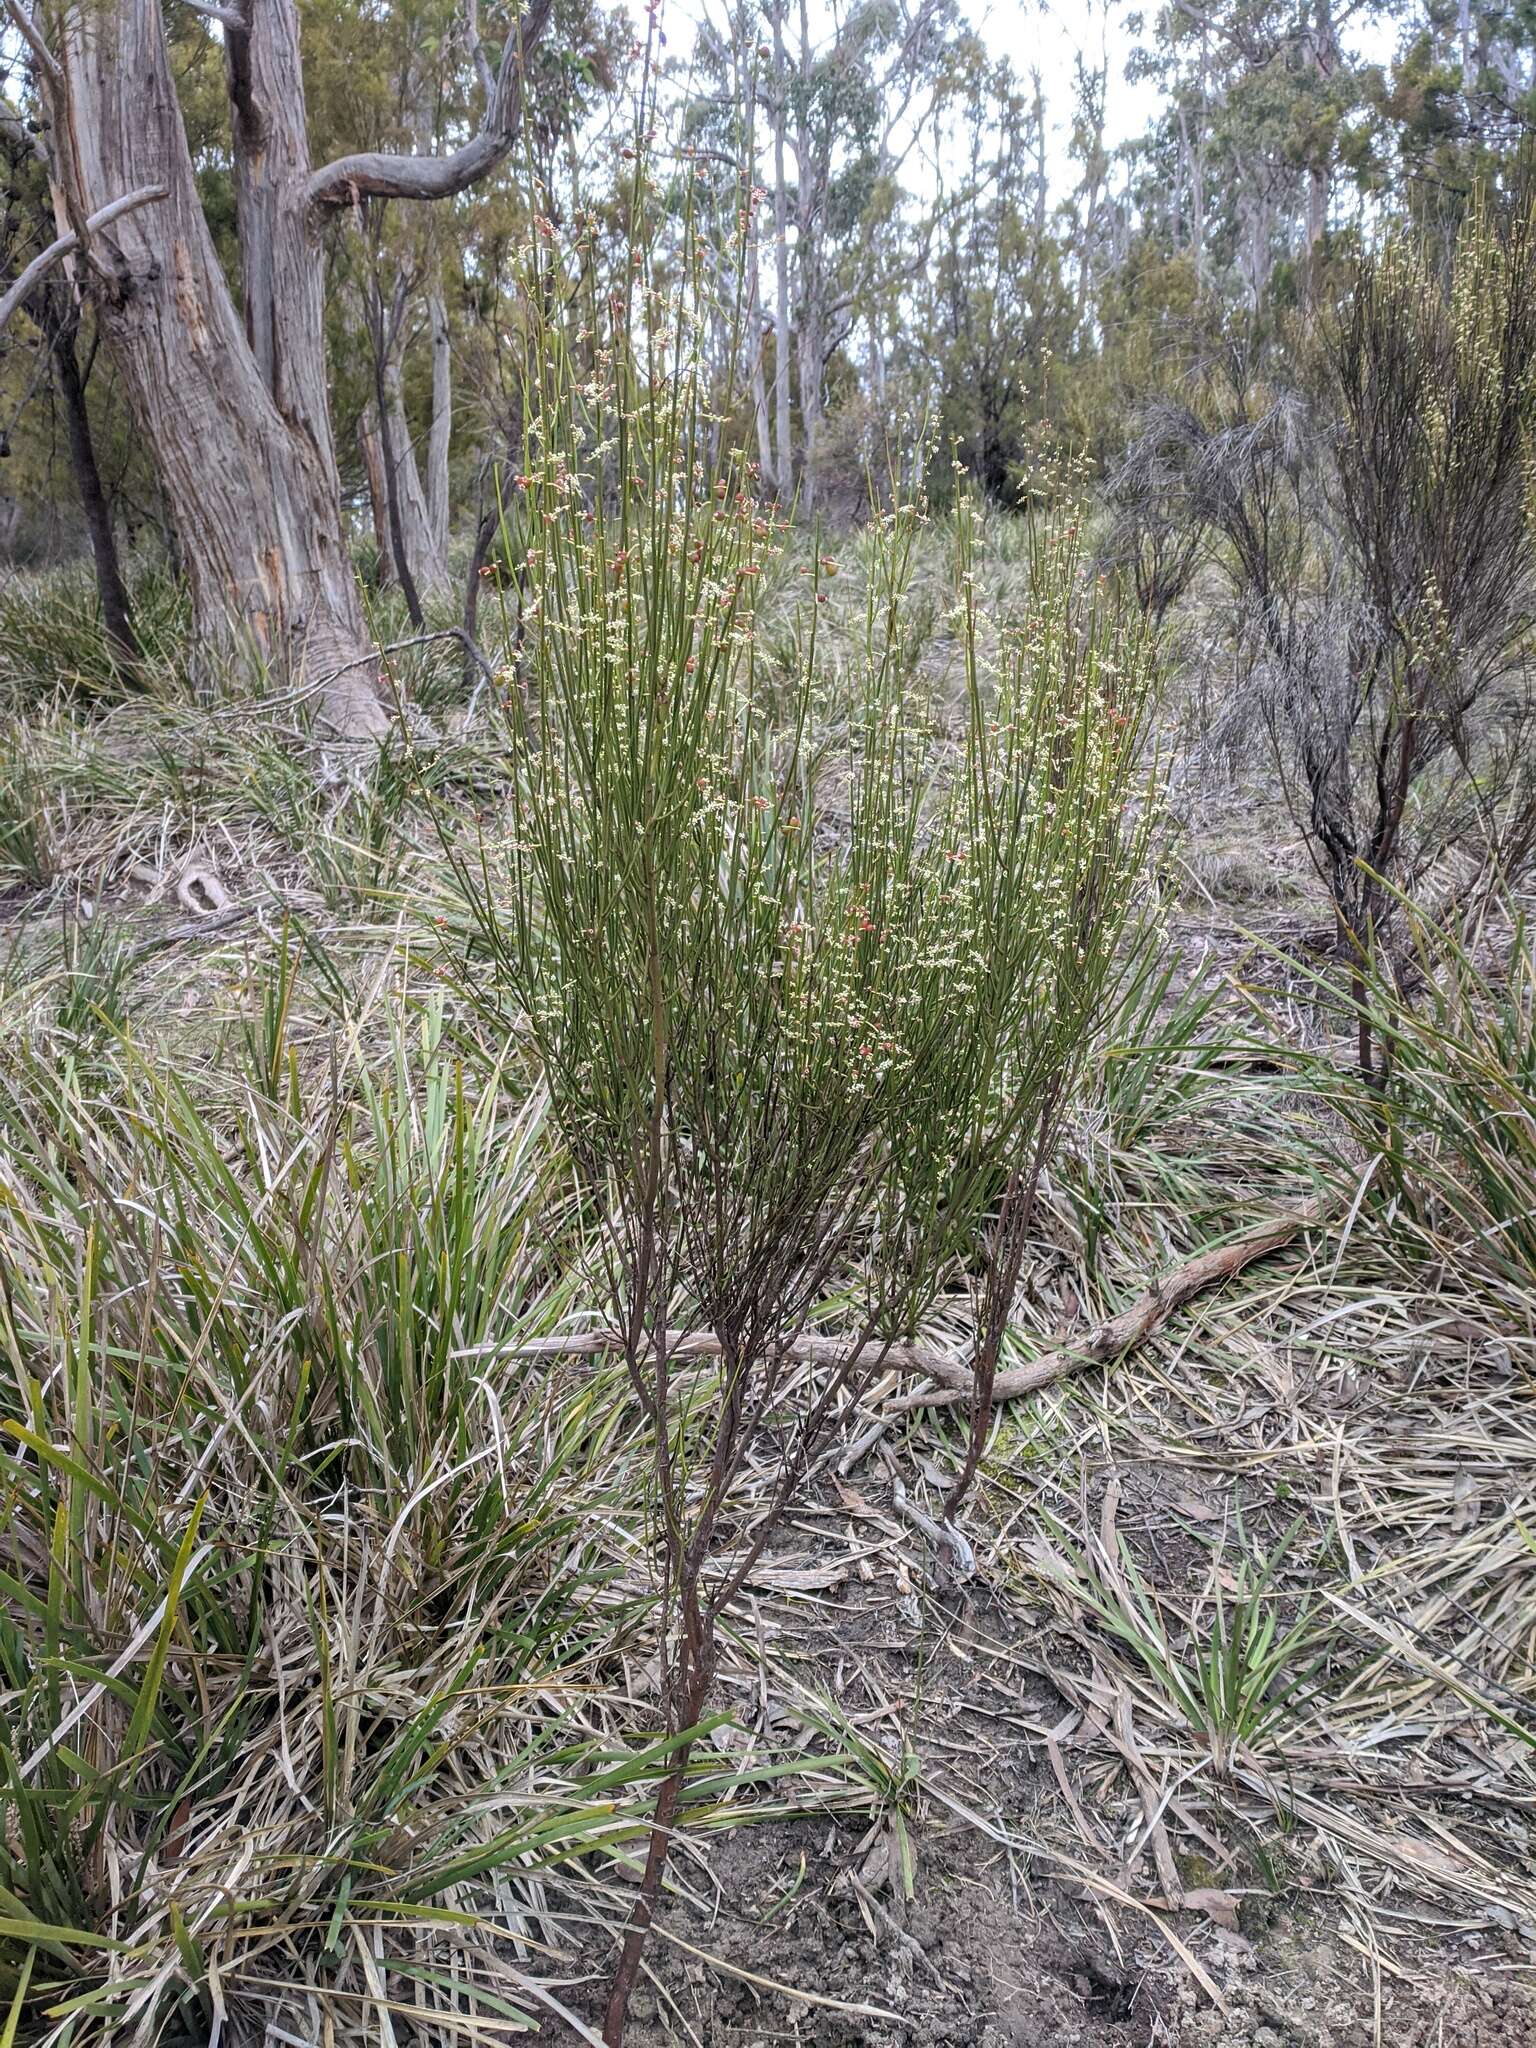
(447, 182, 1159, 2035)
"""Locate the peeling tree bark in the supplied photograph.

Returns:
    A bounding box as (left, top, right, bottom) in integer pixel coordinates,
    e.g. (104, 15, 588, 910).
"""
(28, 0, 548, 738)
(224, 0, 333, 473)
(43, 0, 386, 735)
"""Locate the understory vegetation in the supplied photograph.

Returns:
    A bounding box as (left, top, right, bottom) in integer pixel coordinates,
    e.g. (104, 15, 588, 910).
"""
(1, 471, 1533, 2043)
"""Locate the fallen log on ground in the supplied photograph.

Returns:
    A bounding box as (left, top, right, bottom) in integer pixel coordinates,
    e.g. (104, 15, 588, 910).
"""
(507, 1200, 1326, 1412)
(885, 1198, 1326, 1413)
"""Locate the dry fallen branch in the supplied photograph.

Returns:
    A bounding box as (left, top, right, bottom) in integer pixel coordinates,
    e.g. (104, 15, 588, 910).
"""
(507, 1201, 1326, 1412)
(886, 1198, 1327, 1412)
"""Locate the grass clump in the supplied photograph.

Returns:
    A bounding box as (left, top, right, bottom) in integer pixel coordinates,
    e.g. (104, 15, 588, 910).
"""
(1031, 1512, 1329, 1780)
(0, 1001, 693, 2045)
(0, 725, 54, 888)
(1311, 888, 1536, 1299)
(0, 564, 191, 711)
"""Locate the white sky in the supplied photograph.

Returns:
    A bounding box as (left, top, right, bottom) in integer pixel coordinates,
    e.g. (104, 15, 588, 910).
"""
(1007, 0, 1164, 187)
(662, 0, 1405, 200)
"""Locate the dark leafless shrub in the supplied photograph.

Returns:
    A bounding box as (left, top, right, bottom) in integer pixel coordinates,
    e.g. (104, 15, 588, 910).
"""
(1101, 407, 1210, 624)
(1112, 195, 1536, 1078)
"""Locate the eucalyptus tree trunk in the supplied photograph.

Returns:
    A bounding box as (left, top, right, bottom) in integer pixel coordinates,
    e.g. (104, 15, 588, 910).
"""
(1302, 0, 1337, 292)
(382, 331, 451, 601)
(361, 363, 451, 605)
(747, 231, 776, 487)
(1456, 0, 1477, 94)
(1032, 71, 1047, 234)
(793, 0, 820, 513)
(768, 0, 794, 499)
(359, 65, 456, 602)
(380, 19, 455, 600)
(42, 0, 382, 733)
(225, 0, 336, 481)
(425, 288, 452, 561)
(359, 403, 395, 579)
(33, 0, 547, 736)
(1073, 74, 1106, 336)
(735, 36, 776, 491)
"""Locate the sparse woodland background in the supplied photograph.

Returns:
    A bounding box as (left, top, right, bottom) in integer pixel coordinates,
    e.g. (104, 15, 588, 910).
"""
(2, 5, 1536, 2048)
(5, 0, 1534, 659)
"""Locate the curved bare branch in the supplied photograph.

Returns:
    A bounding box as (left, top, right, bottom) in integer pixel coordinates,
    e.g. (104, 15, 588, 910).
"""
(0, 185, 168, 335)
(181, 0, 248, 27)
(1, 0, 62, 84)
(462, 0, 498, 105)
(307, 0, 552, 210)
